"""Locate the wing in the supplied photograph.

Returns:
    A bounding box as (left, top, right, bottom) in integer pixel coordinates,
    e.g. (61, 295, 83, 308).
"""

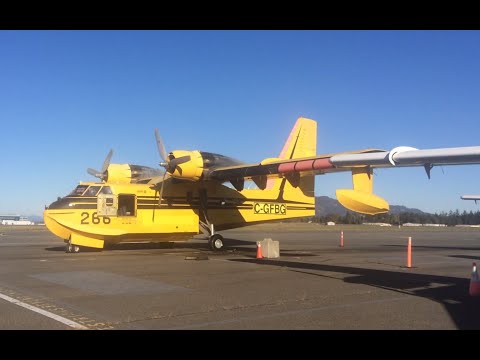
(461, 195, 480, 201)
(206, 145, 480, 215)
(151, 117, 480, 215)
(207, 145, 480, 182)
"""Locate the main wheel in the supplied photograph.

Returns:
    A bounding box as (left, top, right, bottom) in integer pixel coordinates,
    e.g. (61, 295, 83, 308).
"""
(209, 234, 224, 251)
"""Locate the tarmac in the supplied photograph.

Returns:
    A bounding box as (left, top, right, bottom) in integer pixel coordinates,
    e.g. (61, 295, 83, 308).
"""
(1, 223, 480, 330)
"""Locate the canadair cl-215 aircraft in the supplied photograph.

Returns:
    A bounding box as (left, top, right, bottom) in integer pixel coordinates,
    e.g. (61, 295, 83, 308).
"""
(44, 117, 480, 253)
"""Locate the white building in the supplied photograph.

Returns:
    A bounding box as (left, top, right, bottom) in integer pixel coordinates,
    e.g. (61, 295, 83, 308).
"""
(0, 215, 34, 225)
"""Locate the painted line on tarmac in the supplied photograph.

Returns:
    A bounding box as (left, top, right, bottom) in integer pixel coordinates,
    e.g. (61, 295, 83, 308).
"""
(165, 296, 408, 329)
(0, 292, 88, 330)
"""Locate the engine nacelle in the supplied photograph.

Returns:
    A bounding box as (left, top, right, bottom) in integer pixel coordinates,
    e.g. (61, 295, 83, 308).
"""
(106, 164, 163, 184)
(166, 150, 244, 181)
(168, 150, 204, 181)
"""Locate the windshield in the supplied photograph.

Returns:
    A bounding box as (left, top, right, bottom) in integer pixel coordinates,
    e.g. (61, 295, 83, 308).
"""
(83, 186, 102, 197)
(68, 185, 89, 196)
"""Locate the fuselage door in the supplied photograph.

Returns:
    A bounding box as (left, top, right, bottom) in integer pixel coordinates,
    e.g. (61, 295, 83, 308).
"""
(97, 194, 118, 216)
(118, 194, 136, 217)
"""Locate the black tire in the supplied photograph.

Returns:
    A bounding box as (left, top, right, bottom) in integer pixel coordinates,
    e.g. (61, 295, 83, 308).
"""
(209, 234, 224, 251)
(66, 239, 80, 253)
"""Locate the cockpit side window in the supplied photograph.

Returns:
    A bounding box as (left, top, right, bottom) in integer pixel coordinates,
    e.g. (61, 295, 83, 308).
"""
(83, 186, 102, 197)
(100, 186, 112, 194)
(69, 185, 88, 196)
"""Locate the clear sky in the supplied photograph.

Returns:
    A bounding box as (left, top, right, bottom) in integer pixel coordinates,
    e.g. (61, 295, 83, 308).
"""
(1, 30, 480, 216)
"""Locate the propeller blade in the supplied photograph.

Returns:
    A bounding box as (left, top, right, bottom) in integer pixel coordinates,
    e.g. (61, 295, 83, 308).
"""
(158, 171, 168, 207)
(155, 129, 169, 162)
(101, 149, 114, 173)
(87, 168, 101, 177)
(167, 155, 191, 174)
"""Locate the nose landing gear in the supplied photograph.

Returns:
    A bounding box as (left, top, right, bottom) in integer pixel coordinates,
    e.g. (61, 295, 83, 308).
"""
(65, 239, 80, 253)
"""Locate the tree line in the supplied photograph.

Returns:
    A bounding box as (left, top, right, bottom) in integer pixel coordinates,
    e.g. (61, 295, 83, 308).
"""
(296, 210, 480, 226)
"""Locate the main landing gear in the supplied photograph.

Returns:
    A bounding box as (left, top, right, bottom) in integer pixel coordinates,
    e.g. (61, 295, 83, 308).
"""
(65, 239, 80, 253)
(201, 222, 224, 251)
(208, 234, 224, 251)
(198, 188, 225, 252)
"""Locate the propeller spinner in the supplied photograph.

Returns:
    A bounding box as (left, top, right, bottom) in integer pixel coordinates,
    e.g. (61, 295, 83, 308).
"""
(87, 149, 113, 182)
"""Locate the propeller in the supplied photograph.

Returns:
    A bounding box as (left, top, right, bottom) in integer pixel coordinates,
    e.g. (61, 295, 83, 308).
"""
(87, 149, 113, 180)
(87, 149, 113, 181)
(153, 129, 192, 213)
(158, 171, 168, 207)
(152, 170, 169, 222)
(155, 129, 169, 167)
(155, 129, 191, 175)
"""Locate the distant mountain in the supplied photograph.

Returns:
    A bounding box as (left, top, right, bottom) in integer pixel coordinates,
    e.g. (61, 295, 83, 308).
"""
(315, 196, 425, 216)
(388, 204, 425, 215)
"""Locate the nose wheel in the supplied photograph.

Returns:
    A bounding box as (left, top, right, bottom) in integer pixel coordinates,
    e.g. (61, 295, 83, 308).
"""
(208, 234, 224, 251)
(65, 239, 80, 253)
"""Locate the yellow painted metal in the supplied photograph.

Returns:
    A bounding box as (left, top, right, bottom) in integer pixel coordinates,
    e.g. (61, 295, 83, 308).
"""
(170, 150, 204, 181)
(105, 164, 132, 184)
(260, 157, 281, 165)
(279, 117, 317, 159)
(44, 211, 73, 240)
(336, 189, 389, 215)
(71, 232, 104, 249)
(352, 167, 373, 193)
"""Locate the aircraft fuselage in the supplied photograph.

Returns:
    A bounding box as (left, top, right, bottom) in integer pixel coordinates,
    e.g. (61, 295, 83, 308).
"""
(44, 180, 314, 250)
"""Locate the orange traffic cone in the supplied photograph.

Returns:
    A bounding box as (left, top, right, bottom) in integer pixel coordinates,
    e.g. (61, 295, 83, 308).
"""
(256, 241, 263, 259)
(469, 262, 480, 297)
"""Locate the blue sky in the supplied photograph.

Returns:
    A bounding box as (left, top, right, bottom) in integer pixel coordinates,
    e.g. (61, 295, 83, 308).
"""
(1, 30, 480, 216)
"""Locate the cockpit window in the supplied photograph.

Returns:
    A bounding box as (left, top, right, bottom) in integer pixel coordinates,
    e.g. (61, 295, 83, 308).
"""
(83, 186, 102, 197)
(69, 185, 88, 196)
(100, 186, 112, 194)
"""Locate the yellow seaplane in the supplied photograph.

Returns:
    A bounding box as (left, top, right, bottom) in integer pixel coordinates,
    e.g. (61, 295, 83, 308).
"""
(44, 117, 480, 253)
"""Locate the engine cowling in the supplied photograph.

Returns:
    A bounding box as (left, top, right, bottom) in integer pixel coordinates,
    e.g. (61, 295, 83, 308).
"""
(165, 150, 244, 181)
(167, 150, 204, 181)
(105, 164, 163, 184)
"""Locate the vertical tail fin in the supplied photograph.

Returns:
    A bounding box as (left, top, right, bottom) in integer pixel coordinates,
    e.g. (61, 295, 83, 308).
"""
(278, 117, 317, 159)
(242, 117, 317, 222)
(268, 117, 316, 203)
